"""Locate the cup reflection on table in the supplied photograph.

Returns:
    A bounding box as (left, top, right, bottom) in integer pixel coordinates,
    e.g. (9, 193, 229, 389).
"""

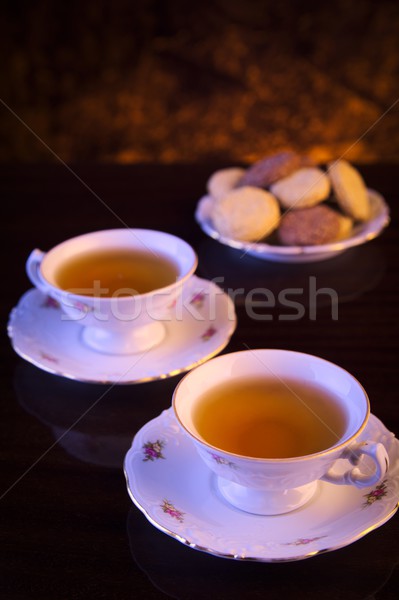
(126, 505, 399, 600)
(14, 362, 179, 468)
(172, 349, 389, 515)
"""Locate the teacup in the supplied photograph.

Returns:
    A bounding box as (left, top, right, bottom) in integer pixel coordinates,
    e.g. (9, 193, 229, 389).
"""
(173, 349, 389, 515)
(26, 229, 197, 354)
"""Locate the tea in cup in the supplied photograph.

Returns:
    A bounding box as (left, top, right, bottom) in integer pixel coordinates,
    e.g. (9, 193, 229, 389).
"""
(26, 229, 197, 354)
(173, 349, 389, 515)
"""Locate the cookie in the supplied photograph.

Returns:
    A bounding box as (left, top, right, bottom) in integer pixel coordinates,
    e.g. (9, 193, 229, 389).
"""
(327, 160, 370, 221)
(270, 167, 330, 209)
(206, 167, 245, 201)
(278, 204, 353, 246)
(238, 151, 313, 188)
(195, 194, 214, 222)
(212, 186, 281, 242)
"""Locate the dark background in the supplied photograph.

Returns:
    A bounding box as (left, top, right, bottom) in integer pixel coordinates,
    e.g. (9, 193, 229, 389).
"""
(1, 0, 399, 164)
(1, 3, 399, 599)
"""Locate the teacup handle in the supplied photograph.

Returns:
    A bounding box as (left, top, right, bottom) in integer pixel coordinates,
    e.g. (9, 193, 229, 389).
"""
(26, 249, 48, 294)
(322, 441, 389, 489)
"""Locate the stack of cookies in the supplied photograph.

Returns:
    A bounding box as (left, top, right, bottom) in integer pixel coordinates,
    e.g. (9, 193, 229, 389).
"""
(204, 152, 371, 245)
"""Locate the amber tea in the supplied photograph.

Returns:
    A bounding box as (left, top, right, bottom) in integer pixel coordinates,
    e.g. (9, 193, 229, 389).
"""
(192, 377, 348, 459)
(54, 248, 179, 296)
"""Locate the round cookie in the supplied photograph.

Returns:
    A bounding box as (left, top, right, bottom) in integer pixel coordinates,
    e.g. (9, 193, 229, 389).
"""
(270, 167, 331, 209)
(238, 151, 313, 188)
(278, 204, 353, 246)
(327, 160, 370, 221)
(212, 186, 281, 242)
(196, 194, 214, 222)
(207, 167, 245, 201)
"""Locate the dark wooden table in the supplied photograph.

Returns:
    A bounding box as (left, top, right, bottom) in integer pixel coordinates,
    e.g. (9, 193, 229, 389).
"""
(2, 164, 399, 599)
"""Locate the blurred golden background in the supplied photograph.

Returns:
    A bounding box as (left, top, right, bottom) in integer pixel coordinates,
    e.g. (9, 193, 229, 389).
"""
(1, 0, 398, 164)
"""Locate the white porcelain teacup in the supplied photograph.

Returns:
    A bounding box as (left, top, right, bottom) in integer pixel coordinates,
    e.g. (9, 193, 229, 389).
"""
(173, 349, 389, 515)
(26, 229, 197, 354)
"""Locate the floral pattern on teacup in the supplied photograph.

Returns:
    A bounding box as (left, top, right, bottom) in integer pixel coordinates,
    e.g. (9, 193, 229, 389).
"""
(42, 296, 60, 309)
(142, 440, 165, 462)
(208, 451, 237, 469)
(363, 480, 388, 507)
(201, 326, 217, 341)
(72, 301, 92, 314)
(161, 499, 184, 523)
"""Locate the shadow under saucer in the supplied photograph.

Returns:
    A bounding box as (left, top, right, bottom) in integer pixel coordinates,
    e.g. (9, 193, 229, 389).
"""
(13, 361, 181, 468)
(196, 239, 386, 308)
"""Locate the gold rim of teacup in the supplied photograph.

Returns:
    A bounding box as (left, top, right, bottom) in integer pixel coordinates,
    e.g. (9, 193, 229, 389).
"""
(39, 228, 198, 301)
(172, 349, 370, 463)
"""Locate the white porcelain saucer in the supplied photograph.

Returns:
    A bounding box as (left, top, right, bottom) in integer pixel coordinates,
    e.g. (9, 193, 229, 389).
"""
(8, 276, 236, 384)
(195, 189, 390, 263)
(124, 408, 399, 562)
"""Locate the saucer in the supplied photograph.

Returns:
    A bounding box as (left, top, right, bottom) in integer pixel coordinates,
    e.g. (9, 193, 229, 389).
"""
(124, 409, 399, 562)
(195, 189, 390, 263)
(8, 276, 236, 384)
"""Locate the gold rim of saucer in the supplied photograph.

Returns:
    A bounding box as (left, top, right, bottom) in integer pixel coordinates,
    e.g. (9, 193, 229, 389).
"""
(124, 409, 399, 563)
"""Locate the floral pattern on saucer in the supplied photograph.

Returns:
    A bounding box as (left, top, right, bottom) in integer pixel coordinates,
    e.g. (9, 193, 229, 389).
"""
(161, 500, 185, 523)
(8, 275, 237, 384)
(284, 536, 327, 547)
(143, 440, 165, 462)
(363, 480, 388, 507)
(124, 409, 399, 562)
